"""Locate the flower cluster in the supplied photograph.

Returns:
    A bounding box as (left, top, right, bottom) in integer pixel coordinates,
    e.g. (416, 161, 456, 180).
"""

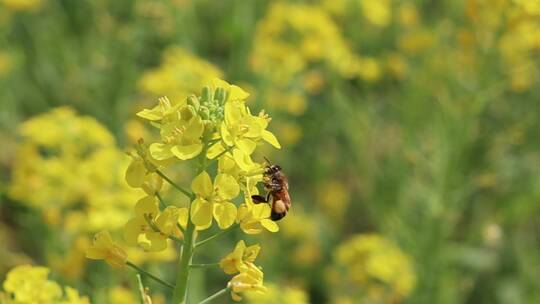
(0, 265, 89, 304)
(220, 241, 267, 301)
(7, 107, 145, 278)
(330, 234, 416, 303)
(139, 46, 223, 103)
(88, 79, 281, 302)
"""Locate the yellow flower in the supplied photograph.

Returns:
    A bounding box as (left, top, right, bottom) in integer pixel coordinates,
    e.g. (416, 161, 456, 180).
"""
(237, 202, 279, 234)
(2, 265, 89, 304)
(190, 171, 240, 230)
(3, 265, 62, 303)
(140, 97, 205, 161)
(139, 46, 223, 103)
(86, 231, 128, 268)
(124, 196, 185, 251)
(220, 92, 280, 154)
(334, 234, 416, 301)
(220, 240, 261, 275)
(360, 0, 391, 27)
(228, 263, 267, 302)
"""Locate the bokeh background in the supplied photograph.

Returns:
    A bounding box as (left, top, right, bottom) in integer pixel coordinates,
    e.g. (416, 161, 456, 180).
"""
(1, 0, 540, 303)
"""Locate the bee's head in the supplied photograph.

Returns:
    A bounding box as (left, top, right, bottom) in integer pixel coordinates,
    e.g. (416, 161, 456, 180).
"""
(265, 164, 281, 175)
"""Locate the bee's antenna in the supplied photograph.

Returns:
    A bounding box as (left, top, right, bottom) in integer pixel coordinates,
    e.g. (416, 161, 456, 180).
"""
(263, 156, 272, 165)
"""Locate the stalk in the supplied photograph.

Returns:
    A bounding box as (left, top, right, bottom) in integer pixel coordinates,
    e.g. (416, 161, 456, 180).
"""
(171, 220, 195, 303)
(172, 141, 208, 303)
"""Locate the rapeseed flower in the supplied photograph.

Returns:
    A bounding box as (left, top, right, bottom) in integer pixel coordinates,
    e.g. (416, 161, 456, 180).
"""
(228, 263, 267, 302)
(2, 265, 89, 304)
(190, 171, 240, 230)
(86, 231, 128, 268)
(220, 240, 261, 274)
(124, 196, 185, 251)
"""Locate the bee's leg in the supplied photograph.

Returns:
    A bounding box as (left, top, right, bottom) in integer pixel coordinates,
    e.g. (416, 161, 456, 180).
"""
(251, 195, 268, 204)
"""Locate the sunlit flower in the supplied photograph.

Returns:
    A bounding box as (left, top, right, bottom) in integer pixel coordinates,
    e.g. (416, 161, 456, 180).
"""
(190, 171, 239, 230)
(237, 202, 279, 234)
(86, 231, 128, 268)
(124, 196, 184, 251)
(228, 263, 267, 302)
(220, 240, 261, 275)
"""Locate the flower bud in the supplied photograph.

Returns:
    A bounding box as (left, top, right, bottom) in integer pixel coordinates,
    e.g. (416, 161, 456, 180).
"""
(187, 95, 200, 109)
(180, 105, 196, 122)
(214, 87, 226, 104)
(199, 106, 210, 120)
(201, 86, 212, 103)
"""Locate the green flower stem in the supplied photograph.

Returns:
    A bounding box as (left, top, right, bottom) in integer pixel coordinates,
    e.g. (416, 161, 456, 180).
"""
(172, 142, 209, 304)
(136, 274, 151, 304)
(172, 220, 195, 303)
(189, 263, 220, 269)
(198, 286, 230, 304)
(156, 169, 194, 199)
(155, 191, 167, 210)
(126, 261, 174, 290)
(194, 224, 238, 249)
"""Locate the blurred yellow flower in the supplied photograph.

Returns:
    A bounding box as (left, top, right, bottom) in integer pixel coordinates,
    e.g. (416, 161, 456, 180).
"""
(360, 0, 391, 27)
(220, 240, 261, 275)
(1, 265, 89, 304)
(334, 234, 416, 302)
(139, 46, 223, 103)
(86, 231, 128, 268)
(245, 283, 309, 304)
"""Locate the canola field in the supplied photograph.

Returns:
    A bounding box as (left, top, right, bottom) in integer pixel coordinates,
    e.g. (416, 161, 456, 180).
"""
(1, 1, 540, 303)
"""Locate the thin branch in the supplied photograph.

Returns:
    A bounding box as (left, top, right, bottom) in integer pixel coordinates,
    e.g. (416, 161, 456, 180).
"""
(126, 261, 175, 290)
(155, 170, 194, 199)
(194, 224, 238, 249)
(198, 286, 230, 304)
(189, 263, 220, 269)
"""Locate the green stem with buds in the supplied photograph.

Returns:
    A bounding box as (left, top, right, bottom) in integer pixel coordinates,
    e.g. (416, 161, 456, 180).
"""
(198, 287, 230, 304)
(126, 261, 174, 290)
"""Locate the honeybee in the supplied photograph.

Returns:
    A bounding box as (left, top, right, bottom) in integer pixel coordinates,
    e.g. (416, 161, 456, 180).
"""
(251, 159, 291, 221)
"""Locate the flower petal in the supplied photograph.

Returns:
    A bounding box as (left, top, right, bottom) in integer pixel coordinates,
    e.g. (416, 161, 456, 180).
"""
(260, 219, 279, 232)
(261, 130, 281, 149)
(190, 198, 213, 228)
(191, 171, 213, 197)
(213, 202, 237, 229)
(149, 143, 174, 160)
(215, 174, 240, 200)
(236, 138, 256, 155)
(125, 159, 146, 187)
(171, 143, 203, 160)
